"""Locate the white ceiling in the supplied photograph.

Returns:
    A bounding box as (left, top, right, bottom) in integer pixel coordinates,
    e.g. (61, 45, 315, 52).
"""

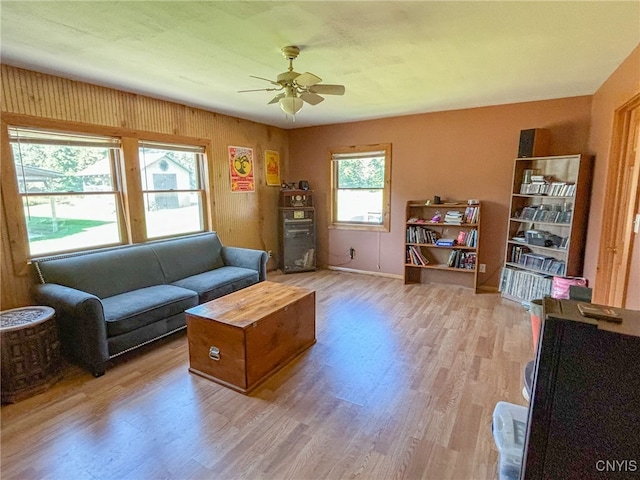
(1, 1, 639, 129)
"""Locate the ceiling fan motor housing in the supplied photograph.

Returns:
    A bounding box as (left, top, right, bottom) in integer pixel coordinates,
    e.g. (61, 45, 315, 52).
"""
(281, 45, 300, 60)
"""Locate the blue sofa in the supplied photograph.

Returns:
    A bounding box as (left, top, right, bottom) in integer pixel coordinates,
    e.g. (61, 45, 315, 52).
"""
(33, 232, 268, 376)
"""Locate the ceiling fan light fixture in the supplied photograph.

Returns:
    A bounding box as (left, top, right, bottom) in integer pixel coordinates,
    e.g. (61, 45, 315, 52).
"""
(240, 45, 345, 117)
(279, 95, 303, 115)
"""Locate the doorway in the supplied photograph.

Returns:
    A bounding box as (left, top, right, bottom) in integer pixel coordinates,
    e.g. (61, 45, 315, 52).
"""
(594, 94, 640, 308)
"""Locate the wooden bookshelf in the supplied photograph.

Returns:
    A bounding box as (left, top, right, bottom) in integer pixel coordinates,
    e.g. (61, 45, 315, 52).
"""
(500, 154, 593, 304)
(404, 200, 481, 292)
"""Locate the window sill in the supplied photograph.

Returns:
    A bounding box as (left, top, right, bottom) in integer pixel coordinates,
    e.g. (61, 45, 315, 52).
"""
(329, 223, 388, 233)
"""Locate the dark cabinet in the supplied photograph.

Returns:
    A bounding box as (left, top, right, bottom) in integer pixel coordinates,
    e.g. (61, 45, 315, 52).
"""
(522, 298, 640, 479)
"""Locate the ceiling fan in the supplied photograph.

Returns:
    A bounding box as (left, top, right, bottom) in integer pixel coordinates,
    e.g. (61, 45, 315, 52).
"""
(239, 46, 345, 117)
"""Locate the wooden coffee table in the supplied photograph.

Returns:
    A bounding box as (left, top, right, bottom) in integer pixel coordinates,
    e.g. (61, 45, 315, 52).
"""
(185, 281, 315, 394)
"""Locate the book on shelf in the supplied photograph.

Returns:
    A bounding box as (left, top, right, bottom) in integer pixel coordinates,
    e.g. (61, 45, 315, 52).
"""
(406, 245, 429, 266)
(454, 228, 478, 248)
(463, 206, 479, 224)
(436, 238, 457, 246)
(465, 228, 478, 247)
(406, 225, 439, 244)
(446, 250, 477, 269)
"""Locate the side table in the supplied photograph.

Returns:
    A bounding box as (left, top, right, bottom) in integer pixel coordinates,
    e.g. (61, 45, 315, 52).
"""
(1, 306, 63, 404)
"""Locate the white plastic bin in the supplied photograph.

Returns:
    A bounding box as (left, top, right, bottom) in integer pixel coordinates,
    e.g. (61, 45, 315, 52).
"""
(492, 401, 529, 480)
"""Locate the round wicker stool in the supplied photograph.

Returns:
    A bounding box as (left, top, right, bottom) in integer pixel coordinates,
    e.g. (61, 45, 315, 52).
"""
(1, 306, 63, 404)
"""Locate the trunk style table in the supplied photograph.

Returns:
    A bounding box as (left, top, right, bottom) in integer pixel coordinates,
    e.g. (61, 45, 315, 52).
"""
(186, 281, 316, 394)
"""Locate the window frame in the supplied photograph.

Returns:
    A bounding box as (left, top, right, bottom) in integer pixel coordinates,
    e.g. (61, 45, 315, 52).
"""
(1, 116, 213, 274)
(329, 143, 391, 232)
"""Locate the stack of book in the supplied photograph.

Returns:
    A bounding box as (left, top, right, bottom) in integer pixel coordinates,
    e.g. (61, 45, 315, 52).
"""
(444, 211, 463, 224)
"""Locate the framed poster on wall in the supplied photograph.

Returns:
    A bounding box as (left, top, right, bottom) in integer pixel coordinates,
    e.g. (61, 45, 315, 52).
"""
(228, 146, 254, 192)
(265, 150, 281, 186)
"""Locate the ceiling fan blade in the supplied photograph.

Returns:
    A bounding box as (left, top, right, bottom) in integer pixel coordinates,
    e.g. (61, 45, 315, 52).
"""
(238, 87, 279, 93)
(295, 72, 322, 87)
(300, 91, 324, 106)
(267, 93, 285, 105)
(309, 84, 345, 95)
(249, 75, 280, 87)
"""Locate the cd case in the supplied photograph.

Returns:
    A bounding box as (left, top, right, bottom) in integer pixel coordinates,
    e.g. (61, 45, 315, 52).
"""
(577, 303, 622, 323)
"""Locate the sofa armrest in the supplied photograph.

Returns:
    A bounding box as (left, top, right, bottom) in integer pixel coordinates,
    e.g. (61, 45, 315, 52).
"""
(33, 283, 109, 376)
(221, 246, 268, 281)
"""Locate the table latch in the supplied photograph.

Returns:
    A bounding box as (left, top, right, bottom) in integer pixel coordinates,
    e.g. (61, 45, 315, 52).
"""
(208, 346, 220, 361)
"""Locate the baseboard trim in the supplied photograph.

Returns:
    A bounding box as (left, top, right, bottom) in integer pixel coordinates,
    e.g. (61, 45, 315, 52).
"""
(326, 266, 404, 280)
(477, 285, 499, 293)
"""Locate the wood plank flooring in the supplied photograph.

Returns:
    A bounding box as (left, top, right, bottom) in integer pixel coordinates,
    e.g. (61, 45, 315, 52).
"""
(1, 270, 533, 480)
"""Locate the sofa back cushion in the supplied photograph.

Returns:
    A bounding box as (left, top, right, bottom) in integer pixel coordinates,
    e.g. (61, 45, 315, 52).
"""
(35, 245, 165, 299)
(149, 232, 225, 283)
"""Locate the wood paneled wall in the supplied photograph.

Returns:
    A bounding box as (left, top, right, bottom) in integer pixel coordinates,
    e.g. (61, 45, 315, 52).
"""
(1, 65, 287, 310)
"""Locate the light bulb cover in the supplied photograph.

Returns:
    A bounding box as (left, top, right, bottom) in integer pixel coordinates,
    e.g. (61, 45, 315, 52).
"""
(279, 96, 303, 115)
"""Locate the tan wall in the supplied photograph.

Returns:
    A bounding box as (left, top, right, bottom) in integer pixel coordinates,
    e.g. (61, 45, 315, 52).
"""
(0, 65, 288, 310)
(586, 44, 640, 305)
(289, 97, 593, 288)
(4, 51, 635, 306)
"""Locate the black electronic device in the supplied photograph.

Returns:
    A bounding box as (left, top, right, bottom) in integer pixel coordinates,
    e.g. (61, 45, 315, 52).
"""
(518, 128, 550, 158)
(521, 298, 640, 479)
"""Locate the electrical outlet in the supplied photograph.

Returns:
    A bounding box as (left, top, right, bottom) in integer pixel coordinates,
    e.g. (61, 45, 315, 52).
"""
(349, 247, 355, 259)
(479, 263, 486, 273)
(267, 250, 273, 258)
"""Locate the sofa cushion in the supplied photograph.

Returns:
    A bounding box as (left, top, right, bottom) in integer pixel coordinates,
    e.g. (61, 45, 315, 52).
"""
(103, 285, 198, 337)
(171, 266, 259, 303)
(35, 245, 165, 299)
(149, 232, 225, 284)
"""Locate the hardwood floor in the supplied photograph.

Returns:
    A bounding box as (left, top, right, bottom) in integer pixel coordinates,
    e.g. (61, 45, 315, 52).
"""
(1, 270, 532, 480)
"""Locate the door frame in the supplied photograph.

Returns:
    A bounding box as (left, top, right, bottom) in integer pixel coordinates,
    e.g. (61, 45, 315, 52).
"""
(593, 94, 640, 306)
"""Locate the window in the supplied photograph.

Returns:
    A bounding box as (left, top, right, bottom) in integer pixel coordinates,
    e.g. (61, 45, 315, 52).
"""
(139, 142, 206, 239)
(9, 127, 123, 256)
(330, 143, 391, 231)
(7, 126, 211, 259)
